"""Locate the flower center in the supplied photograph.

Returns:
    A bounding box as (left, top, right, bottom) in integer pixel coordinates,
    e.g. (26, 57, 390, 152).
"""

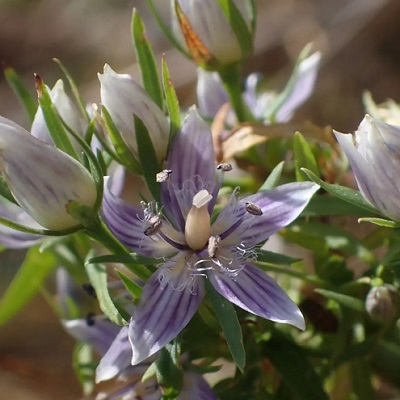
(185, 189, 212, 250)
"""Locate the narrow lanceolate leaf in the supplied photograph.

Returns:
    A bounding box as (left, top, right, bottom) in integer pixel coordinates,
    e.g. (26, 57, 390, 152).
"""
(4, 67, 37, 123)
(115, 269, 142, 299)
(256, 249, 301, 265)
(258, 161, 285, 191)
(134, 116, 161, 203)
(0, 246, 57, 325)
(302, 169, 380, 215)
(85, 262, 128, 326)
(162, 56, 181, 147)
(294, 131, 319, 181)
(205, 279, 246, 372)
(314, 289, 365, 312)
(216, 0, 253, 60)
(261, 337, 329, 400)
(131, 9, 164, 110)
(358, 217, 399, 228)
(34, 74, 79, 160)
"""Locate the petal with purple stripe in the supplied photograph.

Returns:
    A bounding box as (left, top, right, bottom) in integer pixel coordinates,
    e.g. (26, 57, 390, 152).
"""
(129, 253, 204, 365)
(208, 263, 305, 329)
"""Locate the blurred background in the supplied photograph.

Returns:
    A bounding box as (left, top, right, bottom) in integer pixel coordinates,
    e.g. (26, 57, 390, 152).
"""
(0, 0, 399, 398)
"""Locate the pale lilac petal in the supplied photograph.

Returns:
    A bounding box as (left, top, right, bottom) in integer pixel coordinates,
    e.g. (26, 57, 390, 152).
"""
(218, 182, 319, 247)
(129, 253, 204, 365)
(162, 107, 216, 229)
(96, 326, 132, 383)
(209, 263, 305, 329)
(179, 373, 217, 400)
(102, 178, 175, 257)
(196, 69, 229, 118)
(275, 52, 321, 123)
(62, 318, 120, 355)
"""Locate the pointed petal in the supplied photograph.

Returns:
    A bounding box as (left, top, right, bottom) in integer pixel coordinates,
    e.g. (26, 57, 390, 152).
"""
(62, 318, 120, 355)
(209, 263, 304, 329)
(129, 253, 204, 365)
(162, 107, 217, 228)
(96, 326, 132, 383)
(179, 373, 217, 400)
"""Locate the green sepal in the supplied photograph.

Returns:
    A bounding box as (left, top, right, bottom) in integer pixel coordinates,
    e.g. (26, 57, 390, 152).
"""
(258, 161, 285, 191)
(115, 269, 142, 299)
(302, 168, 380, 215)
(134, 115, 162, 202)
(293, 131, 319, 181)
(162, 56, 181, 148)
(216, 0, 254, 61)
(101, 106, 142, 173)
(131, 9, 164, 110)
(155, 343, 183, 399)
(4, 67, 37, 123)
(205, 278, 246, 372)
(35, 74, 79, 160)
(53, 58, 90, 121)
(314, 288, 365, 312)
(66, 201, 97, 227)
(261, 337, 329, 400)
(0, 246, 57, 325)
(0, 176, 17, 205)
(85, 261, 129, 326)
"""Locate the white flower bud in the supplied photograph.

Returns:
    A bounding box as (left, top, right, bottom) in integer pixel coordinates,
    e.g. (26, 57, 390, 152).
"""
(98, 64, 169, 162)
(365, 285, 398, 323)
(0, 117, 97, 230)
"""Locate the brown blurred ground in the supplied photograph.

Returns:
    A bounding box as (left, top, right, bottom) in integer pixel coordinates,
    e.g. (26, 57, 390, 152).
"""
(1, 0, 400, 398)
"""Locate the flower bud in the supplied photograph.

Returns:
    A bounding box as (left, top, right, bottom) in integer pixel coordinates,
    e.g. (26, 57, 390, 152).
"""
(365, 285, 398, 323)
(173, 0, 253, 68)
(0, 117, 97, 230)
(31, 79, 86, 145)
(98, 64, 169, 162)
(335, 115, 400, 221)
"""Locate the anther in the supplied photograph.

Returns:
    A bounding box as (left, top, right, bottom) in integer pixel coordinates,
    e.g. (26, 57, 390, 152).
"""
(208, 235, 221, 258)
(245, 202, 263, 216)
(156, 169, 172, 183)
(86, 312, 96, 326)
(144, 215, 162, 236)
(217, 163, 232, 172)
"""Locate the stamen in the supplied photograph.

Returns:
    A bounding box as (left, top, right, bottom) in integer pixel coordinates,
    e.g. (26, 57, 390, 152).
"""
(144, 215, 162, 236)
(208, 235, 221, 258)
(156, 169, 172, 182)
(217, 163, 233, 172)
(245, 201, 263, 216)
(185, 189, 212, 250)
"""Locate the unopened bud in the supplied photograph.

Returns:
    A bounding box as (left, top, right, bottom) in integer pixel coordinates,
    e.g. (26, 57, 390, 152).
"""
(365, 285, 398, 323)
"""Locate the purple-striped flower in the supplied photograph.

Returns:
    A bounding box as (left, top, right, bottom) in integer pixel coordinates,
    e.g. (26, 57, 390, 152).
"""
(102, 107, 319, 365)
(64, 318, 216, 399)
(335, 115, 400, 221)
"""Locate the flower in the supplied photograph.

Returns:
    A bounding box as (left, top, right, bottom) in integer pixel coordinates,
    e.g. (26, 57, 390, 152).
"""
(334, 115, 400, 221)
(102, 107, 319, 365)
(98, 64, 169, 162)
(197, 51, 321, 122)
(31, 79, 86, 146)
(172, 0, 253, 67)
(63, 318, 216, 399)
(0, 117, 97, 230)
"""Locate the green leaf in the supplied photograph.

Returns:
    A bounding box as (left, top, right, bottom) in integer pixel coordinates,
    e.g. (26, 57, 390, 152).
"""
(102, 106, 141, 173)
(258, 161, 284, 191)
(134, 116, 161, 202)
(205, 278, 245, 372)
(217, 0, 253, 60)
(0, 246, 57, 325)
(371, 340, 400, 387)
(302, 169, 379, 215)
(72, 343, 95, 396)
(256, 249, 301, 265)
(4, 67, 37, 123)
(35, 74, 79, 159)
(261, 337, 329, 400)
(131, 9, 164, 110)
(293, 131, 319, 181)
(85, 262, 128, 326)
(162, 56, 181, 147)
(314, 288, 365, 312)
(115, 269, 142, 299)
(358, 217, 399, 228)
(87, 252, 158, 266)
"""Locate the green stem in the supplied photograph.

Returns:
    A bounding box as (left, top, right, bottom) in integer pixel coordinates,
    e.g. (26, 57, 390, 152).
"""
(218, 66, 255, 123)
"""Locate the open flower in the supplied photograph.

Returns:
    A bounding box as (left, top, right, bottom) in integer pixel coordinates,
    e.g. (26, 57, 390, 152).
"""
(0, 117, 97, 230)
(335, 115, 400, 221)
(102, 107, 319, 365)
